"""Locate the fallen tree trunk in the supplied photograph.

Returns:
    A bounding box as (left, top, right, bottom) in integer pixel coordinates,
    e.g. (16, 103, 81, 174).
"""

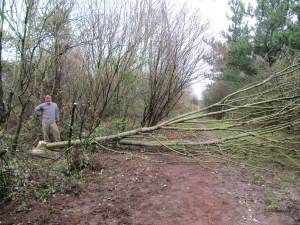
(32, 63, 300, 171)
(37, 124, 162, 149)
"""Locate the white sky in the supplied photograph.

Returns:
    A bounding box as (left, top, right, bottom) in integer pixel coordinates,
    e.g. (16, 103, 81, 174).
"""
(177, 0, 256, 100)
(3, 0, 256, 100)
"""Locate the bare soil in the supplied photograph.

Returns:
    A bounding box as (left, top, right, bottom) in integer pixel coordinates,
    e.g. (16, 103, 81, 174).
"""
(1, 151, 299, 225)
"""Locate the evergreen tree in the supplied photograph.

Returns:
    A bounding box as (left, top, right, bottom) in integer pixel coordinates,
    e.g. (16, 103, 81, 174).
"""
(285, 0, 300, 51)
(223, 0, 255, 81)
(254, 0, 290, 66)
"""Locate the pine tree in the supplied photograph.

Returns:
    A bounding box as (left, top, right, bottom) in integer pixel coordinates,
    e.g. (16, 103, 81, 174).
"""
(254, 0, 290, 66)
(223, 0, 255, 81)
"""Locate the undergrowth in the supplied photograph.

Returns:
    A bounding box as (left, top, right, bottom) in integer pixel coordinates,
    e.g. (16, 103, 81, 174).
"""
(205, 118, 300, 209)
(0, 143, 96, 211)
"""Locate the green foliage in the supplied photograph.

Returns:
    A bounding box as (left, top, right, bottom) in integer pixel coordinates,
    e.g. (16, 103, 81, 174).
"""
(287, 32, 300, 50)
(5, 158, 33, 206)
(207, 0, 256, 97)
(205, 0, 300, 120)
(38, 160, 73, 196)
(222, 0, 256, 81)
(254, 0, 296, 65)
(223, 68, 241, 82)
(0, 151, 87, 209)
(0, 131, 11, 200)
(226, 38, 256, 76)
(110, 118, 128, 133)
(262, 175, 296, 210)
(91, 118, 128, 138)
(203, 80, 236, 107)
(284, 1, 300, 51)
(209, 0, 299, 89)
(264, 191, 280, 208)
(226, 0, 250, 42)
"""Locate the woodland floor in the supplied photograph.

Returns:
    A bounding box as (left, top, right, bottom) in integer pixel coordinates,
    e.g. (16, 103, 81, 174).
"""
(1, 129, 300, 225)
(1, 151, 300, 225)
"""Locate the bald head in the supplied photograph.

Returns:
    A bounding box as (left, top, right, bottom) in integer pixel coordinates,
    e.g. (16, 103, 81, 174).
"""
(44, 95, 52, 105)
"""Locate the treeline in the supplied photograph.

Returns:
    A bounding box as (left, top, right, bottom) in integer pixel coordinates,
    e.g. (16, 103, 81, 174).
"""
(203, 0, 300, 107)
(0, 0, 207, 150)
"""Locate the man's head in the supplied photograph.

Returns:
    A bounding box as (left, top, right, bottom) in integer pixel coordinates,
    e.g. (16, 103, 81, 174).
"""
(44, 95, 52, 105)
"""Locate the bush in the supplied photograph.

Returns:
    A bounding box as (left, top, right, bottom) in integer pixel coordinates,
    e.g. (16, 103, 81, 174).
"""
(203, 80, 236, 107)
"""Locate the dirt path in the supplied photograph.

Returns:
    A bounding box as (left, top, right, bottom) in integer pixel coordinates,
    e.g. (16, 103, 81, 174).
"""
(129, 154, 296, 225)
(1, 126, 299, 224)
(132, 161, 242, 225)
(1, 152, 298, 225)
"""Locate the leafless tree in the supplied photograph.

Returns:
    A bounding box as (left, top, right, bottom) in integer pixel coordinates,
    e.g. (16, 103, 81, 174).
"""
(74, 0, 146, 134)
(47, 0, 74, 105)
(1, 0, 209, 148)
(4, 0, 69, 150)
(141, 2, 208, 126)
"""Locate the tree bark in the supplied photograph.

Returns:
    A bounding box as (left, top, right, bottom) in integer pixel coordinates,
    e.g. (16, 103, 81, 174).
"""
(0, 0, 6, 125)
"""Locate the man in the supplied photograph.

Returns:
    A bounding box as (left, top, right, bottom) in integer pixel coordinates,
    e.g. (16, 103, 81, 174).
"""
(35, 95, 60, 142)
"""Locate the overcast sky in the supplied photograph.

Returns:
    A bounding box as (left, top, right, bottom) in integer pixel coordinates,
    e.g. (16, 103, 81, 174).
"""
(176, 0, 256, 99)
(188, 0, 230, 99)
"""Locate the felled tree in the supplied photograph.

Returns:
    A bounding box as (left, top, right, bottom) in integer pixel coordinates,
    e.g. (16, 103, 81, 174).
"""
(35, 62, 300, 171)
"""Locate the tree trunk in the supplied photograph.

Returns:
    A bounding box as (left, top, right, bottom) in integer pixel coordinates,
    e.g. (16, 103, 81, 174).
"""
(52, 38, 62, 106)
(0, 0, 6, 125)
(12, 102, 27, 151)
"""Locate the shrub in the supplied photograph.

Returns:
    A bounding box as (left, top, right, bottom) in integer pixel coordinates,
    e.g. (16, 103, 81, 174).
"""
(203, 80, 236, 107)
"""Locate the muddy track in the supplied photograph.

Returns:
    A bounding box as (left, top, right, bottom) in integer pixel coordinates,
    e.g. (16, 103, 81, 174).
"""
(1, 152, 299, 225)
(0, 127, 299, 225)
